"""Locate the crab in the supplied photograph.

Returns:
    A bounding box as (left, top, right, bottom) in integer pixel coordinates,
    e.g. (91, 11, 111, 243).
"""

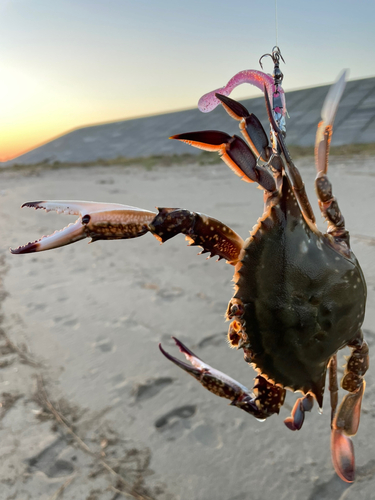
(10, 67, 368, 484)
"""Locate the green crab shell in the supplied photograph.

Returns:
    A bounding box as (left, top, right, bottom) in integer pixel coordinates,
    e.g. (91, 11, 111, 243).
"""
(234, 178, 367, 406)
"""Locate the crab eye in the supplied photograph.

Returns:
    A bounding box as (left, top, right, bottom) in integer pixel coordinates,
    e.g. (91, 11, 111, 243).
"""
(82, 214, 91, 224)
(226, 299, 245, 319)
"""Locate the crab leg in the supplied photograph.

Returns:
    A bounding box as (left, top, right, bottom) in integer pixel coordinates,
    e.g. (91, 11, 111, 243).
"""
(263, 86, 316, 227)
(331, 333, 369, 483)
(160, 337, 286, 420)
(10, 202, 244, 264)
(328, 354, 339, 424)
(314, 71, 350, 247)
(215, 93, 284, 176)
(214, 93, 270, 162)
(284, 394, 314, 431)
(315, 71, 347, 176)
(150, 208, 244, 264)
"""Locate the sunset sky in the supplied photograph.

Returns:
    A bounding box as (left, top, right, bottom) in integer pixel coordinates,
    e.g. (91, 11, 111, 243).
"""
(1, 0, 374, 161)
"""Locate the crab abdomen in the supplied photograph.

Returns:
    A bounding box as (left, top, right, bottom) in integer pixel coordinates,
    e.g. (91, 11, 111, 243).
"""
(234, 179, 366, 403)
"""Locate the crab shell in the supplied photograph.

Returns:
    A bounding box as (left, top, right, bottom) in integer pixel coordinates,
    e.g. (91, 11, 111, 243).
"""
(233, 177, 366, 407)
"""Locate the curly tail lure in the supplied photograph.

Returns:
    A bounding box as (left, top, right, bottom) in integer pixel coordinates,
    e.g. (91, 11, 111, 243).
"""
(198, 46, 286, 149)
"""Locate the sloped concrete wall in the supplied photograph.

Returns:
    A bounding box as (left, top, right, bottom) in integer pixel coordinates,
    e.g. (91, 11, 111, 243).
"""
(2, 77, 375, 167)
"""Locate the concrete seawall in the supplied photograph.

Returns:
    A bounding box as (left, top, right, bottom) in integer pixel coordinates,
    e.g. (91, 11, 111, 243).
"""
(2, 76, 375, 166)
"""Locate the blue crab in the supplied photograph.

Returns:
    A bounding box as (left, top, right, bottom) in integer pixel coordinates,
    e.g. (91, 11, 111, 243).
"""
(11, 61, 368, 483)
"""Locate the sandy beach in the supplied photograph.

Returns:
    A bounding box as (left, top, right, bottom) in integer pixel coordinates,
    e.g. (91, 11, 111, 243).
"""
(0, 157, 375, 500)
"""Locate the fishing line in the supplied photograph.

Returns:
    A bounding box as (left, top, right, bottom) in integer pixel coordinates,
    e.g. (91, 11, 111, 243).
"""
(275, 0, 278, 46)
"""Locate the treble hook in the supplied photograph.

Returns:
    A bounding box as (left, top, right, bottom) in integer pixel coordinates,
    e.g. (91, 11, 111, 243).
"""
(259, 46, 285, 89)
(260, 47, 287, 142)
(259, 46, 285, 69)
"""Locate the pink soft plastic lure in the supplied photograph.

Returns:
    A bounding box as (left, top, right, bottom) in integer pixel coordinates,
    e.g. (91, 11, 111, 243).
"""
(198, 69, 286, 115)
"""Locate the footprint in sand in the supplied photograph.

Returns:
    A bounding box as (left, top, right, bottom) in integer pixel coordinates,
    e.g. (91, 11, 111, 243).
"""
(62, 318, 80, 328)
(27, 438, 75, 478)
(96, 178, 114, 185)
(53, 316, 79, 328)
(27, 302, 47, 311)
(109, 373, 130, 399)
(93, 338, 115, 353)
(156, 287, 184, 301)
(133, 377, 174, 402)
(197, 332, 227, 349)
(191, 422, 222, 449)
(154, 405, 196, 440)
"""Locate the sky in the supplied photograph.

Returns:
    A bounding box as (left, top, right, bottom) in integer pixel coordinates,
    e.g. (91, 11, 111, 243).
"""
(0, 0, 374, 161)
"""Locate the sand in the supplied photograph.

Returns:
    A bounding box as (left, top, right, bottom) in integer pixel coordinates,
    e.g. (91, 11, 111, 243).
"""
(0, 157, 374, 500)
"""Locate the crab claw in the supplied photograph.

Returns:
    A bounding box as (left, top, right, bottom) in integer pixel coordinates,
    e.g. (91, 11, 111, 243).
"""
(170, 131, 275, 191)
(215, 93, 270, 162)
(10, 201, 156, 254)
(159, 338, 286, 420)
(159, 337, 253, 402)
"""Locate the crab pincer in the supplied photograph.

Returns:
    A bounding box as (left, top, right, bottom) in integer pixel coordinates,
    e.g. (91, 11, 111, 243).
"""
(10, 201, 157, 254)
(10, 200, 245, 265)
(160, 338, 285, 420)
(159, 337, 253, 401)
(170, 130, 275, 192)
